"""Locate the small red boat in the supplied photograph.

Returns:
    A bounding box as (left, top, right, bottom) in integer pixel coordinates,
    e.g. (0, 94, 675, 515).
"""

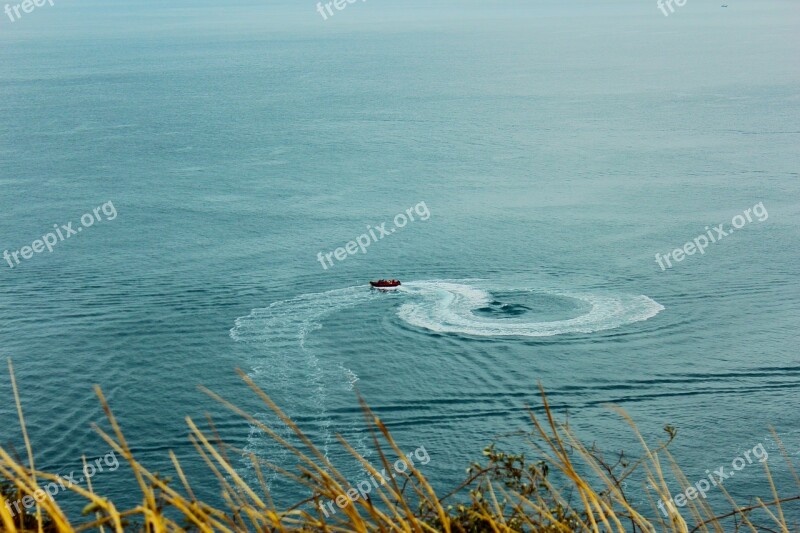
(370, 279, 401, 289)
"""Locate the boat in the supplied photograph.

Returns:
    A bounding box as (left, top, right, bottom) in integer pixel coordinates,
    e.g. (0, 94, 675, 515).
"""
(370, 279, 401, 289)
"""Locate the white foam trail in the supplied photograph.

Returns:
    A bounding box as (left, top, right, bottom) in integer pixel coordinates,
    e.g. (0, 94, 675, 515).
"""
(230, 280, 664, 482)
(338, 362, 360, 391)
(396, 281, 664, 337)
(230, 286, 373, 485)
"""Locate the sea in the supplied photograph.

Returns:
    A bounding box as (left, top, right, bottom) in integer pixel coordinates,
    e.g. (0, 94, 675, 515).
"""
(1, 0, 799, 524)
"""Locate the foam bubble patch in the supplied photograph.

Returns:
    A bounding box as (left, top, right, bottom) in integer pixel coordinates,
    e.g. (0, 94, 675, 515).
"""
(397, 281, 664, 337)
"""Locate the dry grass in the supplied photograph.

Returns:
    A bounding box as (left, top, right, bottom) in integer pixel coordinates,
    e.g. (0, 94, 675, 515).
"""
(1, 359, 797, 532)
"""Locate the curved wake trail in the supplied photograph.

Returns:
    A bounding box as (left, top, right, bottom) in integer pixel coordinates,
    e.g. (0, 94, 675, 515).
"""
(397, 281, 665, 337)
(230, 280, 664, 482)
(230, 287, 373, 484)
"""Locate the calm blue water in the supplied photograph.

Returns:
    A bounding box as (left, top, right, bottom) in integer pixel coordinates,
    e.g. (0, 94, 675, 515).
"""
(1, 0, 799, 523)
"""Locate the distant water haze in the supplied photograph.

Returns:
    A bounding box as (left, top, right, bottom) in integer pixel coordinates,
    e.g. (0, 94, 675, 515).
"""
(0, 0, 798, 520)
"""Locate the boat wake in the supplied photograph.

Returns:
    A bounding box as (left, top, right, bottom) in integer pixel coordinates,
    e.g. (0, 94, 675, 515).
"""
(396, 281, 664, 337)
(230, 286, 379, 488)
(229, 280, 663, 485)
